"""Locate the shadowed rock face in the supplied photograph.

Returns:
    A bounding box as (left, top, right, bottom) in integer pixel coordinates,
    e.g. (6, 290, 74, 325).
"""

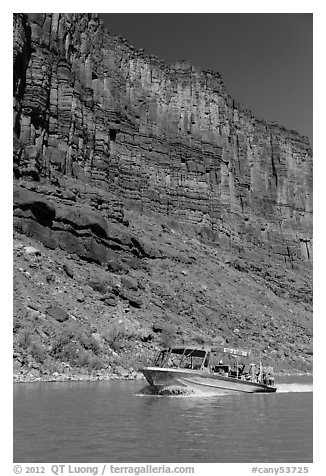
(13, 183, 159, 267)
(13, 13, 312, 265)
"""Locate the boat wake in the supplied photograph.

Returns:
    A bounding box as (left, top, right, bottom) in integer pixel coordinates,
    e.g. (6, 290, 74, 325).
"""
(136, 385, 231, 398)
(136, 385, 195, 397)
(136, 383, 313, 397)
(276, 383, 313, 393)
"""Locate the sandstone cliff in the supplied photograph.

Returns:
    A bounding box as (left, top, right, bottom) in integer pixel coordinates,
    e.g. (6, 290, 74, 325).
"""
(13, 13, 312, 262)
(13, 13, 312, 380)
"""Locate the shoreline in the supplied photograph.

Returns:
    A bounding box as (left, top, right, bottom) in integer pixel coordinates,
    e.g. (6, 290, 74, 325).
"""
(13, 370, 313, 384)
(13, 370, 146, 384)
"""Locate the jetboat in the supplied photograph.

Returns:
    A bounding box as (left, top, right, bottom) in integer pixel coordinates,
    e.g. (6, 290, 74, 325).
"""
(140, 346, 276, 394)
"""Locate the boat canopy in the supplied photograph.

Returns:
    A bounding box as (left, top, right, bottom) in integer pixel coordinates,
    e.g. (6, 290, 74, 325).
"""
(168, 347, 208, 358)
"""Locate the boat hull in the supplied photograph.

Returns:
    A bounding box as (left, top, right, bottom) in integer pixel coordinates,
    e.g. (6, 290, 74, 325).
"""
(141, 367, 276, 394)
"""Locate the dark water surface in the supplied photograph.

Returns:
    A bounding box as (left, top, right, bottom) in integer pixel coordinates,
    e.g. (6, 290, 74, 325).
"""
(13, 376, 312, 463)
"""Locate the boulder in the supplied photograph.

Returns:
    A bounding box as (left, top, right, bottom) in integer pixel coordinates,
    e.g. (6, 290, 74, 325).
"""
(118, 288, 142, 308)
(46, 304, 69, 322)
(152, 323, 164, 333)
(116, 366, 129, 377)
(121, 276, 138, 291)
(103, 297, 118, 307)
(23, 246, 41, 255)
(136, 238, 162, 259)
(88, 277, 108, 294)
(107, 258, 125, 274)
(62, 263, 74, 278)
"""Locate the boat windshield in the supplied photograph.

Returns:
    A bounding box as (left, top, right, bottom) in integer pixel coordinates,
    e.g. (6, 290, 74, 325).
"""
(154, 348, 208, 370)
(153, 349, 170, 367)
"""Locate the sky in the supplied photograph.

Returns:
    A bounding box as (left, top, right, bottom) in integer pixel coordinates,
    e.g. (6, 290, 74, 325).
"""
(101, 13, 313, 146)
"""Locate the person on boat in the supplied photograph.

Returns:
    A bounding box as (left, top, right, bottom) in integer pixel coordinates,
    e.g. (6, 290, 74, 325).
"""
(256, 368, 262, 383)
(266, 368, 275, 386)
(238, 363, 245, 377)
(216, 360, 227, 375)
(169, 356, 179, 368)
(248, 363, 256, 382)
(267, 374, 275, 386)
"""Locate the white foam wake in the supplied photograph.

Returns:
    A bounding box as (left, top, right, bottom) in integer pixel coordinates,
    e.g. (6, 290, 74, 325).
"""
(276, 383, 313, 393)
(136, 383, 313, 397)
(136, 385, 233, 398)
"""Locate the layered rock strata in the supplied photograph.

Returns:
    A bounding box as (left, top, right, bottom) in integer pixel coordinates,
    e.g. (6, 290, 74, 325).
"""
(13, 13, 312, 263)
(13, 181, 157, 270)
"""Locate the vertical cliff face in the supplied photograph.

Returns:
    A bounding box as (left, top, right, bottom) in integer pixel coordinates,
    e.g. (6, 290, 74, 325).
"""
(13, 13, 312, 264)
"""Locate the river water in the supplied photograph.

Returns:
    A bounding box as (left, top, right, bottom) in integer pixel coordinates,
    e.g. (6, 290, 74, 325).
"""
(13, 376, 312, 463)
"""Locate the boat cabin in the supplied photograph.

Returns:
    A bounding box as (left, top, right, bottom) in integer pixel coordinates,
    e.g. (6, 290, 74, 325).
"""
(153, 346, 275, 386)
(153, 347, 209, 371)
